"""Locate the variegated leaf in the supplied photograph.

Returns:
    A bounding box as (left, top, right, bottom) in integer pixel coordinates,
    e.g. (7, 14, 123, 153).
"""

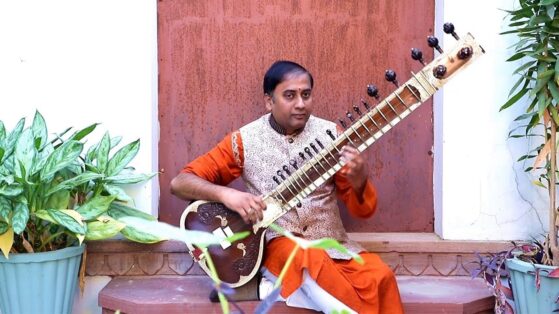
(77, 195, 116, 220)
(14, 129, 36, 179)
(40, 140, 83, 181)
(47, 209, 85, 234)
(85, 217, 125, 240)
(31, 111, 48, 149)
(12, 202, 29, 234)
(106, 140, 139, 176)
(96, 132, 110, 173)
(108, 202, 156, 221)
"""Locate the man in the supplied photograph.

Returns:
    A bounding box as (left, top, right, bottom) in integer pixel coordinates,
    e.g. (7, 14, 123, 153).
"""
(171, 60, 403, 313)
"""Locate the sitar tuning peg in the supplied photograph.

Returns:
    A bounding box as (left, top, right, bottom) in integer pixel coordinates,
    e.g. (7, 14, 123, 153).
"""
(427, 36, 443, 54)
(276, 170, 286, 180)
(282, 165, 291, 175)
(443, 22, 460, 40)
(309, 143, 319, 153)
(315, 138, 324, 149)
(346, 111, 355, 122)
(304, 147, 313, 157)
(360, 98, 372, 111)
(299, 151, 306, 160)
(326, 129, 336, 140)
(385, 69, 399, 87)
(273, 176, 281, 185)
(411, 48, 426, 66)
(290, 159, 298, 170)
(353, 104, 362, 116)
(338, 118, 348, 129)
(367, 84, 380, 101)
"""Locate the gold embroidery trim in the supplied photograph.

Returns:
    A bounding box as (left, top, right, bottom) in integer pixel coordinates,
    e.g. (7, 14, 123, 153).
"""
(232, 131, 242, 168)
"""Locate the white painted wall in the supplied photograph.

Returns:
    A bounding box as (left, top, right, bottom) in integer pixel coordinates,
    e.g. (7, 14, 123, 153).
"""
(434, 0, 549, 240)
(0, 1, 158, 313)
(0, 0, 548, 312)
(0, 0, 159, 217)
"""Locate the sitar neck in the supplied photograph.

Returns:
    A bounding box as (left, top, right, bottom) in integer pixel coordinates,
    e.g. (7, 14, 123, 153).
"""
(255, 33, 484, 229)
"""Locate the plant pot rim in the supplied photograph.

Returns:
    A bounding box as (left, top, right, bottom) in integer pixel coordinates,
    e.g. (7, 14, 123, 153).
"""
(0, 244, 85, 263)
(506, 257, 558, 275)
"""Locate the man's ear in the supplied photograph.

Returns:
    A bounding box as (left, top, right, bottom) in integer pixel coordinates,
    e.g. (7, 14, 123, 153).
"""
(264, 94, 273, 111)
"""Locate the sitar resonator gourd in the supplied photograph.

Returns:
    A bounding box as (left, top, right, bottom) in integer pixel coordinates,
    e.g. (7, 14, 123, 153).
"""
(180, 23, 485, 288)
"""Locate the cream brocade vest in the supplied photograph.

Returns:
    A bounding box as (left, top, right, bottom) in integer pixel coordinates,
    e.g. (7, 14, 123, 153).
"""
(239, 113, 366, 259)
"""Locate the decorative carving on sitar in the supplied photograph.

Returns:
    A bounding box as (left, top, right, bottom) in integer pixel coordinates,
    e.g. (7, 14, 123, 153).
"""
(197, 202, 232, 226)
(232, 232, 262, 276)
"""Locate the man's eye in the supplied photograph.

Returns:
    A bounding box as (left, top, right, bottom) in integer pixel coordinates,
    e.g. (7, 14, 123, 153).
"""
(302, 91, 311, 98)
(285, 93, 294, 99)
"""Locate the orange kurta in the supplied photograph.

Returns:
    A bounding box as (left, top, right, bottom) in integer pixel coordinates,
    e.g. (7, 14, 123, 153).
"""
(182, 131, 403, 314)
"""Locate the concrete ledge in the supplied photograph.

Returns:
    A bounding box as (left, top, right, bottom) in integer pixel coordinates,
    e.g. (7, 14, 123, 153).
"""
(99, 275, 494, 314)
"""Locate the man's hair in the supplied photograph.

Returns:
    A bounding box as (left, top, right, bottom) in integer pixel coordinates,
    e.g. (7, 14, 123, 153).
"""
(263, 60, 314, 95)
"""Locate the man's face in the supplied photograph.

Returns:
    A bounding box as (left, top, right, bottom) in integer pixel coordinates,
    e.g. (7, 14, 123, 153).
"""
(265, 72, 313, 135)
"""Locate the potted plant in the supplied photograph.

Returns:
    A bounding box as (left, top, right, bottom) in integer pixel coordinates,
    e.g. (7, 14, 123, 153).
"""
(0, 111, 165, 314)
(499, 0, 559, 312)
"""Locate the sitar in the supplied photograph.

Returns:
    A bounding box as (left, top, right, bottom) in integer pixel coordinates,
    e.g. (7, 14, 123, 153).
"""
(180, 25, 485, 288)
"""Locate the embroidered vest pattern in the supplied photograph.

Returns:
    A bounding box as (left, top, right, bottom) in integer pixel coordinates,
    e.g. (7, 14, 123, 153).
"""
(239, 113, 366, 259)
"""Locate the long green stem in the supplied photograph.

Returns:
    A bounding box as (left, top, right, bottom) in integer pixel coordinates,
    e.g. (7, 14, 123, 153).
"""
(202, 248, 229, 314)
(38, 230, 65, 251)
(274, 244, 300, 289)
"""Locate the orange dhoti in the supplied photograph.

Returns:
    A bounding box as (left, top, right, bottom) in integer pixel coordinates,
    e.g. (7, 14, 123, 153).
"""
(264, 237, 404, 314)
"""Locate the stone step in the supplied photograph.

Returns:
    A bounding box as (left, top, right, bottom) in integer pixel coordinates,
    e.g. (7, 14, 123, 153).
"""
(99, 275, 494, 314)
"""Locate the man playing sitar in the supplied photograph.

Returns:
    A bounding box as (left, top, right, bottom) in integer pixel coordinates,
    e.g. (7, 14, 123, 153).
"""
(170, 60, 404, 313)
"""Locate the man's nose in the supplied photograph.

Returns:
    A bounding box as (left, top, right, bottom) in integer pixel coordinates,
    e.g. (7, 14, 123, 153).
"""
(294, 95, 305, 108)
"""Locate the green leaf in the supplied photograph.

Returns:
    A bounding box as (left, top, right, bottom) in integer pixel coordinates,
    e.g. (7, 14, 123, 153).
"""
(45, 190, 70, 210)
(40, 140, 83, 181)
(0, 196, 11, 222)
(34, 209, 56, 224)
(541, 0, 559, 6)
(31, 143, 53, 176)
(2, 118, 25, 162)
(500, 88, 529, 111)
(506, 51, 529, 62)
(550, 105, 559, 126)
(108, 202, 155, 221)
(103, 184, 133, 202)
(105, 173, 156, 185)
(0, 121, 6, 142)
(0, 184, 23, 197)
(31, 111, 48, 149)
(537, 69, 556, 79)
(96, 132, 110, 173)
(549, 81, 559, 102)
(77, 195, 116, 221)
(14, 129, 36, 180)
(307, 238, 364, 264)
(120, 225, 162, 244)
(106, 140, 140, 176)
(12, 203, 29, 234)
(514, 112, 537, 121)
(85, 217, 125, 240)
(47, 209, 85, 234)
(45, 172, 104, 197)
(68, 123, 98, 142)
(0, 221, 8, 235)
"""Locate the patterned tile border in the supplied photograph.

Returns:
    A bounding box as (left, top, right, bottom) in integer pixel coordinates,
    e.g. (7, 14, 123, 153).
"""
(85, 233, 513, 277)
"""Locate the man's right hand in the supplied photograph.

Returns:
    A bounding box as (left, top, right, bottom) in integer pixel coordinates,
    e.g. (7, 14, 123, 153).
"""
(221, 190, 266, 224)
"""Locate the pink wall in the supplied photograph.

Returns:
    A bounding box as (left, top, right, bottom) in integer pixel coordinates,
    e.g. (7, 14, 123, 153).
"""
(158, 0, 435, 232)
